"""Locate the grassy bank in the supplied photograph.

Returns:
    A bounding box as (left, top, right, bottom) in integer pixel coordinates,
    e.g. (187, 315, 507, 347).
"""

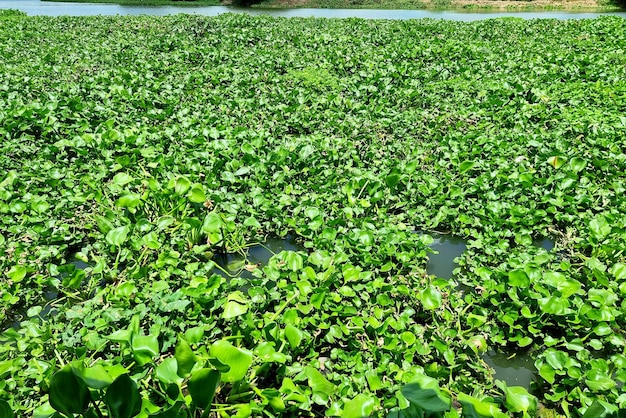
(253, 0, 622, 10)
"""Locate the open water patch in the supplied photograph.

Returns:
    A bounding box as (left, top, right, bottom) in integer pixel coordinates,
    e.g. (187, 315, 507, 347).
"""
(212, 235, 303, 279)
(534, 236, 555, 252)
(425, 233, 468, 279)
(483, 350, 537, 389)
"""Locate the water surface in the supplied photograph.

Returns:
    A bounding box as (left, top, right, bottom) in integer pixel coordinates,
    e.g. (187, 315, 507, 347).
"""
(426, 233, 467, 279)
(484, 350, 537, 389)
(212, 235, 303, 279)
(3, 0, 626, 20)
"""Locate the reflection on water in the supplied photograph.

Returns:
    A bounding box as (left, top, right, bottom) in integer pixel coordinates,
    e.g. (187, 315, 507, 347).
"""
(3, 1, 626, 19)
(426, 233, 467, 279)
(483, 350, 536, 389)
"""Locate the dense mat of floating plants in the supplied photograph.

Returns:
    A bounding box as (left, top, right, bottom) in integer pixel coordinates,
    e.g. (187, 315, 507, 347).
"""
(1, 9, 626, 417)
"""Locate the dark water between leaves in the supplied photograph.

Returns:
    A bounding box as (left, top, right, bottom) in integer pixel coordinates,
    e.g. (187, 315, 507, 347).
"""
(3, 0, 626, 20)
(426, 233, 467, 279)
(212, 233, 539, 388)
(3, 234, 542, 386)
(2, 258, 93, 330)
(484, 350, 537, 389)
(212, 235, 301, 279)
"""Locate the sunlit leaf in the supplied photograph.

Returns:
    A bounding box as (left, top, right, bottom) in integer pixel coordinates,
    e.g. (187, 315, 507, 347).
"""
(342, 394, 377, 418)
(209, 340, 253, 382)
(106, 225, 130, 247)
(419, 286, 442, 310)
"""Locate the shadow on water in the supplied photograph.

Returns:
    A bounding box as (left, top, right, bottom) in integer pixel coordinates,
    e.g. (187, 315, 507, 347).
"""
(212, 235, 303, 279)
(483, 350, 537, 389)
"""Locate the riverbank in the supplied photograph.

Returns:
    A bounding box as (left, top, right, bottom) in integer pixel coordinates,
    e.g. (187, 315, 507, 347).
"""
(253, 0, 622, 10)
(42, 0, 625, 11)
(44, 0, 220, 5)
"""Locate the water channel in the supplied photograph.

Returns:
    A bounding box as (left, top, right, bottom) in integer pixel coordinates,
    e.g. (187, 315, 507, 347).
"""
(3, 0, 626, 19)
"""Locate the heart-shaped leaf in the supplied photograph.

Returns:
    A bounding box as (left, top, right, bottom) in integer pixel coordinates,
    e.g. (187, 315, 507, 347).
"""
(209, 340, 253, 382)
(104, 374, 141, 418)
(49, 366, 91, 415)
(188, 368, 220, 410)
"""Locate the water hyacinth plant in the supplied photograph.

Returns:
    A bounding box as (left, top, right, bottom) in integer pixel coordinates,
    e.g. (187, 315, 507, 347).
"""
(1, 11, 626, 417)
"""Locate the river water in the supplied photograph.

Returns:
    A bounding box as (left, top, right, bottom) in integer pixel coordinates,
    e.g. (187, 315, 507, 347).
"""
(2, 0, 626, 19)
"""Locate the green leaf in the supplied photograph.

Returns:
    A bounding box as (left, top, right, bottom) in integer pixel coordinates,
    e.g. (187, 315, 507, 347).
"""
(569, 157, 587, 172)
(582, 400, 618, 418)
(184, 326, 205, 344)
(49, 366, 90, 415)
(254, 342, 290, 363)
(585, 369, 616, 391)
(497, 382, 537, 413)
(106, 225, 130, 247)
(0, 400, 14, 418)
(508, 269, 529, 287)
(116, 193, 141, 208)
(175, 339, 197, 378)
(589, 216, 611, 240)
(188, 368, 220, 410)
(284, 324, 305, 348)
(149, 402, 186, 418)
(459, 160, 476, 174)
(156, 358, 182, 385)
(547, 156, 566, 169)
(72, 363, 113, 389)
(33, 402, 57, 418)
(593, 323, 613, 337)
(284, 252, 304, 272)
(343, 394, 377, 418)
(209, 340, 253, 382)
(262, 388, 286, 412)
(457, 392, 506, 417)
(95, 215, 114, 234)
(222, 291, 249, 319)
(7, 265, 27, 283)
(385, 173, 401, 188)
(202, 212, 224, 233)
(305, 366, 336, 398)
(544, 349, 568, 370)
(112, 172, 134, 186)
(610, 263, 626, 280)
(106, 329, 132, 344)
(104, 374, 141, 418)
(188, 183, 206, 203)
(419, 286, 442, 310)
(243, 216, 262, 228)
(538, 296, 569, 315)
(174, 176, 191, 195)
(143, 231, 161, 250)
(401, 374, 451, 412)
(131, 334, 160, 365)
